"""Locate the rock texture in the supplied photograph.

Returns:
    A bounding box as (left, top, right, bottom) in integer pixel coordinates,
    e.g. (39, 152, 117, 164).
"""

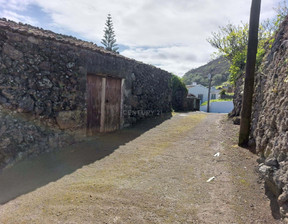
(0, 18, 172, 168)
(251, 17, 288, 218)
(0, 107, 75, 168)
(229, 73, 244, 118)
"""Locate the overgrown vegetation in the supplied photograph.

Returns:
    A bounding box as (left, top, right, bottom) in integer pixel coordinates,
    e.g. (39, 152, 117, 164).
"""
(207, 23, 269, 85)
(262, 0, 288, 32)
(182, 56, 230, 87)
(207, 0, 288, 86)
(171, 74, 188, 111)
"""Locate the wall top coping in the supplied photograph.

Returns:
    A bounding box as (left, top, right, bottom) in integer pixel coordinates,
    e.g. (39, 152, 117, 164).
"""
(0, 18, 170, 75)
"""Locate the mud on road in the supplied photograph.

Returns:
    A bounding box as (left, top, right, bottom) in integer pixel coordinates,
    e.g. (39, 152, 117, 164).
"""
(0, 112, 284, 223)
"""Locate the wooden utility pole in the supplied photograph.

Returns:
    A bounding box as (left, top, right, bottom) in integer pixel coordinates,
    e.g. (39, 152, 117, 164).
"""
(239, 0, 261, 146)
(207, 73, 212, 113)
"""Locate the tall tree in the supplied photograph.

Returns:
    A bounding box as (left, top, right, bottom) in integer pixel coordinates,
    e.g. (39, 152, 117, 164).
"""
(238, 0, 261, 147)
(101, 14, 119, 53)
(207, 23, 249, 85)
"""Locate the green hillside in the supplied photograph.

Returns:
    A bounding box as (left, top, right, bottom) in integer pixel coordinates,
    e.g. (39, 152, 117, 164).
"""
(182, 57, 230, 87)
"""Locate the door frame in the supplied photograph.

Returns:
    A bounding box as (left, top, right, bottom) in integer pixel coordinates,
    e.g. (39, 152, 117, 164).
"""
(86, 73, 124, 134)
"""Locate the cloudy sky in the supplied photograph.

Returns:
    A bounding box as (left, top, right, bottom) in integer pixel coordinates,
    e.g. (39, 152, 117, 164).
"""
(0, 0, 283, 76)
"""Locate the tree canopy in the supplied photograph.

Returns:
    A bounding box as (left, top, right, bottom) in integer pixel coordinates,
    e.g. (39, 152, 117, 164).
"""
(207, 22, 268, 85)
(207, 0, 288, 85)
(101, 14, 119, 53)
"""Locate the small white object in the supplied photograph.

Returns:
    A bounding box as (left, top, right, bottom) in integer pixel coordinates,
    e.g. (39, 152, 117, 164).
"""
(206, 176, 215, 182)
(179, 114, 188, 117)
(214, 152, 220, 157)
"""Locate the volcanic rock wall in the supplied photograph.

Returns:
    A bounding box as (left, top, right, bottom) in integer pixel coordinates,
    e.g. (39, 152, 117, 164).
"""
(228, 73, 244, 118)
(0, 18, 172, 168)
(250, 17, 288, 218)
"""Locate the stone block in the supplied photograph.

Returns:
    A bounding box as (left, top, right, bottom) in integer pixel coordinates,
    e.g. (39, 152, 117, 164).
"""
(27, 36, 39, 44)
(18, 95, 34, 113)
(265, 157, 279, 167)
(56, 110, 84, 130)
(3, 44, 23, 60)
(37, 78, 53, 90)
(232, 117, 240, 125)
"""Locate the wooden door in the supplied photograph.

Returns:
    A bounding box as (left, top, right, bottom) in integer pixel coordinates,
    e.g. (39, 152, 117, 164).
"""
(103, 77, 122, 132)
(87, 75, 102, 135)
(87, 74, 122, 134)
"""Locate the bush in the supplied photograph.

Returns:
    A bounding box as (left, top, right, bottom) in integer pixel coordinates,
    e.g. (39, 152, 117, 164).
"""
(171, 75, 188, 111)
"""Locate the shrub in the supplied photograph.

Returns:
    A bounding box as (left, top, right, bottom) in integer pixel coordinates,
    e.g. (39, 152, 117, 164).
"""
(171, 75, 188, 112)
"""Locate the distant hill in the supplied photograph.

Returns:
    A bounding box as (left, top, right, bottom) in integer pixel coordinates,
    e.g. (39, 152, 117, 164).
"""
(182, 57, 230, 87)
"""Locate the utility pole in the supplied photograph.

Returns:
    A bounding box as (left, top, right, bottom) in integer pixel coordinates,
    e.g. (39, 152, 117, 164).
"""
(239, 0, 261, 146)
(207, 73, 212, 113)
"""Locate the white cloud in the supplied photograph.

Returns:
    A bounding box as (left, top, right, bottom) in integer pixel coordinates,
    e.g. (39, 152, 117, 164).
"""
(0, 0, 283, 75)
(122, 44, 214, 76)
(0, 0, 38, 25)
(1, 10, 38, 25)
(0, 0, 33, 11)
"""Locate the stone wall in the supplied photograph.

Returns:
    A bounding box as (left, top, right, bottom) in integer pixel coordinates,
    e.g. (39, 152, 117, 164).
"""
(0, 108, 75, 168)
(228, 73, 244, 118)
(250, 17, 288, 218)
(0, 18, 172, 168)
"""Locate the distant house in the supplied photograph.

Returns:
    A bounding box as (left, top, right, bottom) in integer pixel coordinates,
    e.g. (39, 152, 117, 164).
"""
(186, 82, 220, 104)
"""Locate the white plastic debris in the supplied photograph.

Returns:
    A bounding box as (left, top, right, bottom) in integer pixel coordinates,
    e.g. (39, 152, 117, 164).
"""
(214, 152, 220, 157)
(179, 114, 188, 117)
(206, 176, 215, 182)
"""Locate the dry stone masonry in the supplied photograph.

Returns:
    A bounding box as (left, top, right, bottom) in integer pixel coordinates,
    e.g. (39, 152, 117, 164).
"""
(230, 16, 288, 219)
(0, 18, 172, 168)
(250, 17, 288, 218)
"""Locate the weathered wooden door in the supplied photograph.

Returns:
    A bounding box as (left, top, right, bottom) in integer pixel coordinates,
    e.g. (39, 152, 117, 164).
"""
(87, 74, 122, 134)
(87, 75, 102, 134)
(103, 77, 122, 132)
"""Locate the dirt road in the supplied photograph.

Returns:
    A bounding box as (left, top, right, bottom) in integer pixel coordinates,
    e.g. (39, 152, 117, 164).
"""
(0, 113, 283, 223)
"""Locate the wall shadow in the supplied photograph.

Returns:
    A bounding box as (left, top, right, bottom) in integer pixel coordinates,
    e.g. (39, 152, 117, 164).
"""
(0, 113, 172, 205)
(264, 182, 282, 220)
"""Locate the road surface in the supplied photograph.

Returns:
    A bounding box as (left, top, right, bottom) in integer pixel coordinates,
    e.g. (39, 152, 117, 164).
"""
(0, 112, 283, 223)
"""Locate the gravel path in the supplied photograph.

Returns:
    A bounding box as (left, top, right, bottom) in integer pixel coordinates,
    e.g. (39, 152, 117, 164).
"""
(0, 112, 283, 223)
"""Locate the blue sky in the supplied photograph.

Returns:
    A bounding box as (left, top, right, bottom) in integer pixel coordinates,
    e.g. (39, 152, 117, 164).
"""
(0, 0, 283, 76)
